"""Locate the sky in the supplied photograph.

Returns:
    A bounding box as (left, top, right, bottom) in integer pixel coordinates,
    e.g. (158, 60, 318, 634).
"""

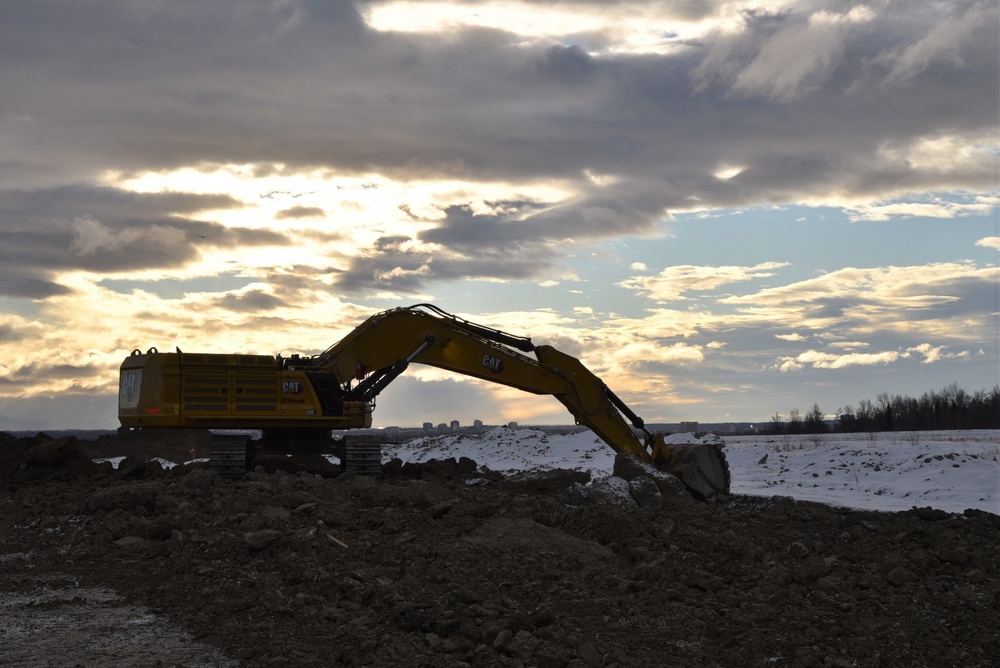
(0, 0, 998, 430)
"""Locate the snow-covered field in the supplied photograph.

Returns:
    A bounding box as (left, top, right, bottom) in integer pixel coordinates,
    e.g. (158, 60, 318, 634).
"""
(384, 427, 1000, 515)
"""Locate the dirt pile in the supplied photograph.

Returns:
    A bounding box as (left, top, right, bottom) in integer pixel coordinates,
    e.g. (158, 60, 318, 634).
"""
(2, 431, 998, 667)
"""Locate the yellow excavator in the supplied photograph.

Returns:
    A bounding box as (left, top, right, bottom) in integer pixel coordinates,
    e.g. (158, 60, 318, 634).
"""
(118, 304, 730, 500)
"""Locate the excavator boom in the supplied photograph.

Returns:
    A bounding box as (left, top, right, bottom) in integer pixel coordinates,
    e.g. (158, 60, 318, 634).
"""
(118, 304, 730, 500)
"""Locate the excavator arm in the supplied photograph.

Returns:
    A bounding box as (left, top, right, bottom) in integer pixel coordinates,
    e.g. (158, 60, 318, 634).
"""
(305, 304, 730, 500)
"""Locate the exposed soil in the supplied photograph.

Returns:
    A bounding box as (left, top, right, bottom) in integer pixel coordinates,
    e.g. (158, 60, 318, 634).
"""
(2, 430, 998, 667)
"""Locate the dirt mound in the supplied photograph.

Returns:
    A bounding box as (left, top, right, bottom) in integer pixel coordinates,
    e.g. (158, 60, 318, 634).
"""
(1, 430, 997, 667)
(0, 431, 100, 483)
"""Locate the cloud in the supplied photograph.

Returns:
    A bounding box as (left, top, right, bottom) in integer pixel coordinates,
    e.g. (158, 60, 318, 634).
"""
(210, 289, 287, 312)
(275, 206, 326, 220)
(720, 263, 1000, 328)
(2, 0, 994, 216)
(70, 216, 187, 257)
(727, 6, 876, 101)
(0, 184, 287, 298)
(0, 316, 45, 344)
(619, 262, 790, 302)
(826, 341, 869, 350)
(976, 236, 1000, 250)
(4, 361, 104, 383)
(418, 192, 674, 255)
(878, 2, 992, 85)
(331, 223, 568, 295)
(776, 349, 900, 372)
(775, 340, 968, 371)
(909, 343, 944, 364)
(847, 192, 999, 222)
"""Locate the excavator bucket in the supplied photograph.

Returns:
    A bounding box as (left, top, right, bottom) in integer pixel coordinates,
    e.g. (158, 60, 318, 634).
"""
(650, 433, 731, 502)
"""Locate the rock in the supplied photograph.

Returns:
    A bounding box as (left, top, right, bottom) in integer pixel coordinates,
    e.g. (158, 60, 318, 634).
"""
(492, 629, 513, 651)
(612, 453, 650, 481)
(117, 457, 149, 479)
(562, 482, 589, 506)
(966, 569, 985, 584)
(577, 641, 604, 667)
(885, 567, 917, 587)
(911, 506, 951, 521)
(261, 505, 292, 521)
(507, 630, 539, 661)
(25, 437, 79, 465)
(245, 529, 283, 550)
(88, 484, 160, 514)
(382, 457, 404, 476)
(939, 549, 972, 565)
(586, 477, 636, 506)
(797, 555, 830, 584)
(429, 500, 455, 519)
(787, 541, 810, 559)
(612, 453, 688, 499)
(627, 476, 662, 508)
(180, 467, 216, 491)
(500, 468, 591, 496)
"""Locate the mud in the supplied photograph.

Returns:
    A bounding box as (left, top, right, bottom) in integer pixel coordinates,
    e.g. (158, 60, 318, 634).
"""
(1, 430, 997, 667)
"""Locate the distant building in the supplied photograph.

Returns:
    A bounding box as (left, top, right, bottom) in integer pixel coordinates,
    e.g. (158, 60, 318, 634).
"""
(450, 420, 460, 430)
(422, 422, 433, 430)
(473, 419, 483, 428)
(507, 421, 518, 428)
(679, 421, 698, 433)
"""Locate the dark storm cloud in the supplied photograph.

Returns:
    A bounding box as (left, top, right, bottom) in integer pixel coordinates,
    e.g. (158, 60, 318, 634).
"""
(536, 44, 597, 83)
(3, 0, 994, 184)
(0, 185, 289, 298)
(897, 273, 1000, 320)
(210, 290, 287, 312)
(0, 0, 996, 293)
(0, 185, 242, 220)
(5, 361, 103, 382)
(413, 192, 672, 264)
(0, 320, 43, 343)
(275, 206, 326, 219)
(0, 277, 72, 300)
(332, 232, 561, 294)
(0, 0, 373, 184)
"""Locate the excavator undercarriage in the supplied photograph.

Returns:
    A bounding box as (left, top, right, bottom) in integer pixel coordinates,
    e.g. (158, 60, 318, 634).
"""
(119, 304, 731, 501)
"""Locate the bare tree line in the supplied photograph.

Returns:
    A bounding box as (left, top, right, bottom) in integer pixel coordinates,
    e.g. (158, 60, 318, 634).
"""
(768, 383, 1000, 434)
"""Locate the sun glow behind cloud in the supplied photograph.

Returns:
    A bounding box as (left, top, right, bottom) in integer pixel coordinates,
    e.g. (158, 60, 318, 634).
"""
(6, 164, 587, 399)
(363, 0, 771, 54)
(98, 163, 575, 279)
